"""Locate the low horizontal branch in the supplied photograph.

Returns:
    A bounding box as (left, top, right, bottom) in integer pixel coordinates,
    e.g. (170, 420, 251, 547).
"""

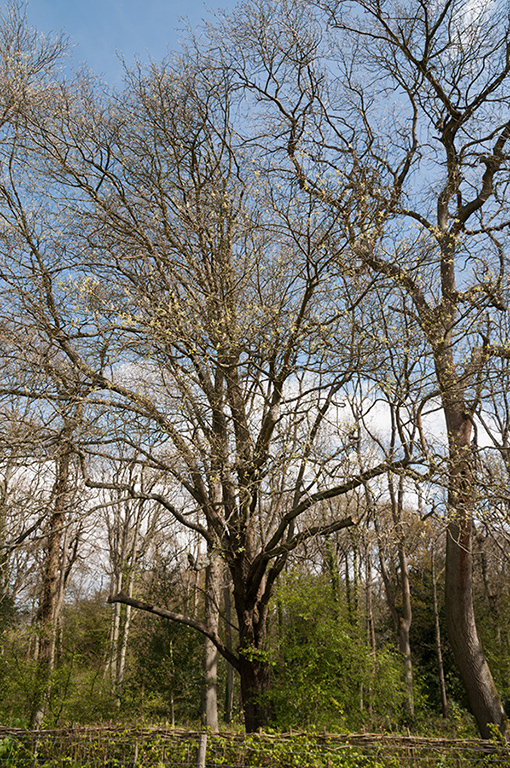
(108, 592, 241, 672)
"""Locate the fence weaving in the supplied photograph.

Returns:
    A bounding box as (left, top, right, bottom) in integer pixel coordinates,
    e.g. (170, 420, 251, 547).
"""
(0, 725, 508, 766)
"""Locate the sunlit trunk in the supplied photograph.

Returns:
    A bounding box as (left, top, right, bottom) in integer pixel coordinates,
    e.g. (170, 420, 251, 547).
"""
(202, 554, 220, 731)
(398, 549, 414, 721)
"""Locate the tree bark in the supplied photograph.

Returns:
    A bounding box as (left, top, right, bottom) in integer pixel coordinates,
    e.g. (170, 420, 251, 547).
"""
(117, 589, 133, 691)
(202, 555, 220, 731)
(398, 549, 414, 721)
(238, 655, 272, 733)
(108, 573, 122, 684)
(443, 406, 507, 739)
(0, 477, 8, 603)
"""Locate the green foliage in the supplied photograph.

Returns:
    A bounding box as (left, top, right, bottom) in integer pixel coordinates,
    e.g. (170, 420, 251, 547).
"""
(0, 596, 118, 728)
(0, 735, 17, 766)
(0, 583, 203, 728)
(62, 593, 111, 667)
(0, 632, 39, 725)
(232, 733, 386, 767)
(0, 645, 117, 727)
(269, 571, 407, 731)
(124, 615, 203, 723)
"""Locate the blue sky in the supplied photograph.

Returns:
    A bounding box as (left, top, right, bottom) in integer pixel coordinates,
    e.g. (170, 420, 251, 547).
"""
(25, 0, 239, 84)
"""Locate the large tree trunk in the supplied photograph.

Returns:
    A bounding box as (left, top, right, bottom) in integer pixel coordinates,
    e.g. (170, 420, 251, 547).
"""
(443, 406, 507, 739)
(235, 598, 274, 732)
(109, 579, 273, 733)
(238, 654, 272, 733)
(232, 555, 273, 732)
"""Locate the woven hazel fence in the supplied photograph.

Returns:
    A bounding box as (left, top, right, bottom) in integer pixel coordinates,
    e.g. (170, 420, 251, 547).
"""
(0, 725, 509, 766)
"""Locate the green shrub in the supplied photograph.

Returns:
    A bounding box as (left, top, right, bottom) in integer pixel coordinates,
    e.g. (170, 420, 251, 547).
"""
(269, 571, 407, 731)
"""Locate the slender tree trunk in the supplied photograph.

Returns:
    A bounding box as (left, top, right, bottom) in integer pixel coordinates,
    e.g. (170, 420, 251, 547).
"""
(398, 550, 414, 721)
(117, 597, 132, 690)
(30, 449, 70, 729)
(108, 572, 122, 684)
(353, 545, 359, 619)
(431, 546, 448, 718)
(53, 523, 69, 668)
(223, 580, 235, 724)
(116, 518, 141, 693)
(202, 554, 220, 731)
(365, 544, 376, 718)
(391, 476, 414, 720)
(106, 494, 144, 694)
(345, 550, 353, 623)
(0, 476, 9, 604)
(443, 405, 506, 739)
(325, 542, 340, 607)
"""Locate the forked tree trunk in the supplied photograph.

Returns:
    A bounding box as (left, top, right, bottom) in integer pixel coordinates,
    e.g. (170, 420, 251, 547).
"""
(443, 406, 507, 739)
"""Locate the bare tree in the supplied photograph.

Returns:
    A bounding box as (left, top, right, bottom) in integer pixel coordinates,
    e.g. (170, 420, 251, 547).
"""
(214, 0, 510, 738)
(0, 45, 418, 730)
